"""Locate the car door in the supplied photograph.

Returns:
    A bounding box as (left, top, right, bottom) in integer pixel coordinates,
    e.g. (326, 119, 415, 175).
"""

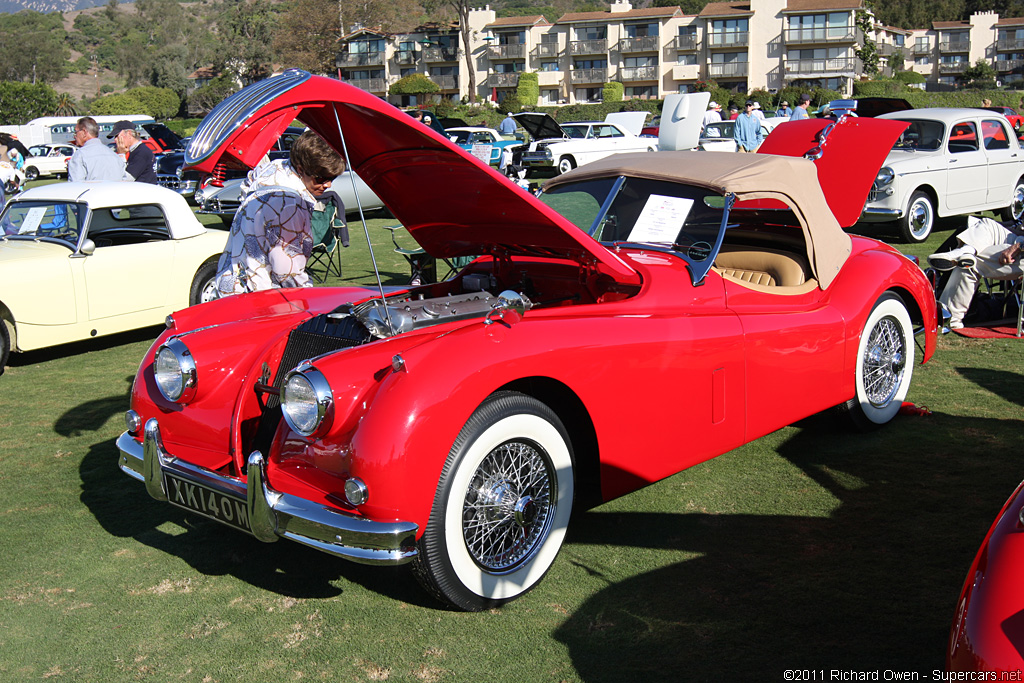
(981, 117, 1023, 206)
(80, 204, 174, 323)
(944, 120, 989, 212)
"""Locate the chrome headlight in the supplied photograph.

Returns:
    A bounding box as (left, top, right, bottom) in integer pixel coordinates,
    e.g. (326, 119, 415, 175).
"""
(874, 166, 895, 188)
(281, 366, 333, 437)
(153, 338, 197, 403)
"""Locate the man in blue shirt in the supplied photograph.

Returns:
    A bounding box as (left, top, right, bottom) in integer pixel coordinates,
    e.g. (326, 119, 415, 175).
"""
(775, 100, 793, 118)
(733, 101, 763, 152)
(790, 94, 812, 121)
(68, 116, 126, 182)
(498, 113, 517, 139)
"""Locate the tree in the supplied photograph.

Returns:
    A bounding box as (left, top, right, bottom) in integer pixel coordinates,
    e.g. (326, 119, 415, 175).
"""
(90, 92, 147, 116)
(0, 82, 60, 124)
(217, 0, 278, 85)
(959, 60, 998, 89)
(602, 81, 623, 102)
(425, 0, 477, 101)
(274, 0, 340, 74)
(126, 86, 181, 119)
(187, 76, 239, 116)
(516, 72, 539, 107)
(54, 92, 78, 116)
(0, 12, 69, 84)
(390, 73, 440, 97)
(854, 11, 879, 77)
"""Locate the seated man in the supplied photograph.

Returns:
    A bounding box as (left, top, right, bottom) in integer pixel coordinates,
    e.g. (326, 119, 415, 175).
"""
(928, 216, 1024, 329)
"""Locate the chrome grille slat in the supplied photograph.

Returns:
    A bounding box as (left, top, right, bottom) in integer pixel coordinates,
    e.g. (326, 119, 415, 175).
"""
(186, 69, 312, 166)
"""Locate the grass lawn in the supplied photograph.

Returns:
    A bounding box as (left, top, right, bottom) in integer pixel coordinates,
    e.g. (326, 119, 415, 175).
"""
(0, 193, 1021, 681)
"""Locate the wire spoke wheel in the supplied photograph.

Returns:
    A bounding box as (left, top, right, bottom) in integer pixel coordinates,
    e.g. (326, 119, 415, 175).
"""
(861, 315, 906, 408)
(413, 392, 574, 611)
(463, 439, 554, 572)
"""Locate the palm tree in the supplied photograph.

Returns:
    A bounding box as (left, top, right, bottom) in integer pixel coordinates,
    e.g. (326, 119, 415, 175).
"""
(54, 92, 77, 116)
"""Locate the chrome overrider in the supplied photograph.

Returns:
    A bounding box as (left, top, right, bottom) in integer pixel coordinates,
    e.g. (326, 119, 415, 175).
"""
(117, 417, 419, 565)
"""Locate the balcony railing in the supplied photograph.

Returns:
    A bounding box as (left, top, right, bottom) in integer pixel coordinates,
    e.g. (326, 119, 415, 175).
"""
(784, 57, 858, 76)
(913, 43, 931, 55)
(996, 59, 1024, 73)
(570, 67, 607, 83)
(337, 51, 385, 67)
(618, 36, 659, 53)
(488, 43, 525, 59)
(938, 39, 970, 53)
(938, 61, 968, 73)
(423, 46, 459, 62)
(533, 42, 560, 58)
(570, 39, 608, 55)
(876, 43, 897, 56)
(707, 31, 748, 48)
(783, 27, 856, 45)
(345, 78, 386, 93)
(619, 65, 659, 81)
(432, 74, 458, 89)
(670, 34, 698, 51)
(394, 50, 417, 65)
(997, 37, 1024, 51)
(707, 61, 748, 78)
(488, 72, 520, 87)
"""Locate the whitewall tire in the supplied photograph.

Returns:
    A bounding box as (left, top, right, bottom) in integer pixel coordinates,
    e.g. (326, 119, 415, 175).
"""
(413, 392, 574, 611)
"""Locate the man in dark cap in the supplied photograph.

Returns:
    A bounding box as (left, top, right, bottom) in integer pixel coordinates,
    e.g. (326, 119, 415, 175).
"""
(109, 120, 157, 183)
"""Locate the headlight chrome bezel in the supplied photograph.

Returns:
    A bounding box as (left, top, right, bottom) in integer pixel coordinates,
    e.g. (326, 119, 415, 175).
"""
(875, 166, 895, 189)
(281, 365, 334, 438)
(153, 337, 197, 403)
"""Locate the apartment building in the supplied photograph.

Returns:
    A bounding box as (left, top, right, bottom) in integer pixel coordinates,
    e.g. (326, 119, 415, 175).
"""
(335, 1, 1022, 105)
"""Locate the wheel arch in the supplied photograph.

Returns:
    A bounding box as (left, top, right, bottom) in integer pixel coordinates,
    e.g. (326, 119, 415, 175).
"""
(905, 183, 940, 216)
(496, 376, 602, 511)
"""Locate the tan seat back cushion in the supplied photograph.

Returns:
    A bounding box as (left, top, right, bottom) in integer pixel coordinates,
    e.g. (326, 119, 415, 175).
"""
(713, 247, 808, 287)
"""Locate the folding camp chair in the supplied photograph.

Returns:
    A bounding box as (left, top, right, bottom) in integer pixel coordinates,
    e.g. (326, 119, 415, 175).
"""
(384, 225, 461, 285)
(308, 202, 346, 283)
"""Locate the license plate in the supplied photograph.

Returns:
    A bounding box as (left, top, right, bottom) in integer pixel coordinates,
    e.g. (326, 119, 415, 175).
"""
(163, 473, 251, 533)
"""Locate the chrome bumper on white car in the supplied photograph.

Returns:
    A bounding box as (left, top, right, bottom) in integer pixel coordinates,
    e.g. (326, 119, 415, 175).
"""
(117, 417, 419, 565)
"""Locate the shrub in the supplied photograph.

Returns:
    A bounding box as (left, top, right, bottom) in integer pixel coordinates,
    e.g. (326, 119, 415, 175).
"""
(516, 72, 539, 108)
(602, 81, 623, 102)
(499, 94, 522, 114)
(389, 73, 440, 96)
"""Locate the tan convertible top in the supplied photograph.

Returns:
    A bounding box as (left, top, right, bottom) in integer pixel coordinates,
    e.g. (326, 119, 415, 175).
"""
(544, 151, 853, 289)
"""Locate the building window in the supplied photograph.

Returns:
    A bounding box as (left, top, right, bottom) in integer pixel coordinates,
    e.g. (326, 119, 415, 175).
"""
(625, 22, 658, 38)
(540, 88, 560, 104)
(624, 85, 657, 98)
(540, 61, 560, 71)
(349, 38, 385, 54)
(576, 25, 607, 41)
(541, 33, 559, 44)
(624, 55, 657, 68)
(498, 30, 525, 45)
(787, 13, 852, 40)
(574, 87, 603, 103)
(574, 58, 607, 69)
(914, 56, 930, 66)
(400, 68, 415, 77)
(894, 34, 905, 47)
(676, 53, 697, 65)
(493, 61, 525, 73)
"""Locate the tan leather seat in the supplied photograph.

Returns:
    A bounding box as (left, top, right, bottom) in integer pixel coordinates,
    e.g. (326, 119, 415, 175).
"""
(713, 247, 809, 287)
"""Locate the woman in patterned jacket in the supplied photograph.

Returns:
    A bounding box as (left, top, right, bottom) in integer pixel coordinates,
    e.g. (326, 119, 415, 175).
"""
(214, 131, 345, 296)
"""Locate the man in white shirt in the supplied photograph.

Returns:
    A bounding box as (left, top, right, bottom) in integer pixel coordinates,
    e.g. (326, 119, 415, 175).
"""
(703, 101, 722, 127)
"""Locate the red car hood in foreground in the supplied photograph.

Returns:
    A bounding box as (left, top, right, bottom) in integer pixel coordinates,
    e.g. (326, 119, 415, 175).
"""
(185, 70, 641, 283)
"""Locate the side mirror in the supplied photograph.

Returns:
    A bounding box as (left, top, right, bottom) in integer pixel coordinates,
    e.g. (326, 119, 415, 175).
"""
(79, 238, 95, 255)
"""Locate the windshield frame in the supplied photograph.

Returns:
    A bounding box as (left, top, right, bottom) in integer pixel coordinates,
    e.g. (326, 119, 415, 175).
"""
(0, 199, 91, 252)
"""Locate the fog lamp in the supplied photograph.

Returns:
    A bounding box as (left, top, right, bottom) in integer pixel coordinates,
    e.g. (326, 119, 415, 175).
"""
(345, 478, 369, 506)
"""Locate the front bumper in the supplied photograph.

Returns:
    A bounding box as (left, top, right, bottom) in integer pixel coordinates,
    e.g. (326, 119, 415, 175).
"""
(860, 206, 902, 222)
(117, 418, 418, 565)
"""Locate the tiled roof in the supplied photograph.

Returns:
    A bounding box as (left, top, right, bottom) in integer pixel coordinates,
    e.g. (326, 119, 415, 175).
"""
(933, 21, 969, 29)
(996, 17, 1024, 27)
(699, 2, 753, 18)
(485, 16, 551, 29)
(557, 6, 682, 23)
(783, 0, 862, 11)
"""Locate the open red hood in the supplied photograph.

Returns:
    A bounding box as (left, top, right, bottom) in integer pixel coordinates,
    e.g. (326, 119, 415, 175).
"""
(185, 70, 639, 284)
(757, 116, 909, 227)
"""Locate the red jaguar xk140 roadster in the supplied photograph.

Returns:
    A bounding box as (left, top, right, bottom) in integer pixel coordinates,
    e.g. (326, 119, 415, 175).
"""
(117, 70, 937, 610)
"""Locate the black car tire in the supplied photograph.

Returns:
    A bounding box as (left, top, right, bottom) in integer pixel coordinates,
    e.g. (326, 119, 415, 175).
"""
(1001, 178, 1024, 222)
(412, 391, 575, 611)
(188, 260, 219, 306)
(24, 166, 38, 181)
(838, 292, 914, 430)
(0, 320, 9, 376)
(898, 190, 934, 243)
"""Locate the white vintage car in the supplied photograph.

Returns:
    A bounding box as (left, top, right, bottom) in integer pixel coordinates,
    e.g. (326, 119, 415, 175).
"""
(861, 108, 1024, 242)
(513, 111, 656, 176)
(0, 182, 227, 373)
(24, 143, 76, 180)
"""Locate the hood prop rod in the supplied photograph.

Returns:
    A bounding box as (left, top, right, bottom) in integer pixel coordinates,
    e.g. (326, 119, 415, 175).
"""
(331, 103, 395, 334)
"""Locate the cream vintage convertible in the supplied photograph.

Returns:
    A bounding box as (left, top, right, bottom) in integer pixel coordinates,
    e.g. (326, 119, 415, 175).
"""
(0, 182, 227, 373)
